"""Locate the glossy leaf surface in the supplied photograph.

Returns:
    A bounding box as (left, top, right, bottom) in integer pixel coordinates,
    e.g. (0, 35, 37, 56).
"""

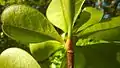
(76, 7, 103, 32)
(1, 5, 63, 43)
(0, 48, 40, 68)
(47, 0, 85, 32)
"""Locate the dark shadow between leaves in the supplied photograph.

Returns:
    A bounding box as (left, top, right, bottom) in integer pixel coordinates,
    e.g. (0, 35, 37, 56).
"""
(73, 11, 91, 33)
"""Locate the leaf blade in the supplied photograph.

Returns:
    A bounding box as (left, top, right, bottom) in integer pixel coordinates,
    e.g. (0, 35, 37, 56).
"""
(75, 43, 120, 68)
(73, 0, 85, 24)
(0, 48, 40, 68)
(76, 7, 103, 32)
(0, 0, 5, 5)
(2, 25, 55, 43)
(1, 5, 63, 43)
(46, 0, 68, 32)
(47, 0, 85, 32)
(78, 16, 120, 41)
(29, 40, 64, 61)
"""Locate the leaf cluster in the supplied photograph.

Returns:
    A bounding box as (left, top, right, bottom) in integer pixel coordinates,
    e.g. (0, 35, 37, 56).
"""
(0, 0, 120, 68)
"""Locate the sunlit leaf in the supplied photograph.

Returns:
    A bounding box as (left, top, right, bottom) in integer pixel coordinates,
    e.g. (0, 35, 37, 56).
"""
(47, 0, 74, 32)
(0, 48, 40, 68)
(78, 16, 120, 41)
(47, 0, 85, 32)
(1, 5, 63, 43)
(73, 0, 85, 24)
(49, 48, 65, 68)
(76, 39, 109, 46)
(76, 7, 103, 32)
(0, 0, 5, 5)
(29, 40, 64, 61)
(60, 54, 67, 68)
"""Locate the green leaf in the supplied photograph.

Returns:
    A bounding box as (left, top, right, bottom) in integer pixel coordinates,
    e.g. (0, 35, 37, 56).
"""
(73, 0, 85, 24)
(48, 0, 86, 32)
(1, 5, 63, 43)
(77, 43, 120, 68)
(0, 48, 40, 68)
(29, 40, 64, 61)
(78, 16, 120, 41)
(74, 47, 86, 68)
(0, 0, 5, 5)
(47, 0, 85, 32)
(60, 54, 67, 68)
(74, 43, 120, 68)
(30, 0, 50, 6)
(76, 39, 109, 46)
(49, 48, 66, 68)
(6, 0, 26, 4)
(61, 43, 120, 68)
(116, 51, 120, 64)
(73, 11, 90, 33)
(47, 0, 74, 32)
(76, 7, 103, 33)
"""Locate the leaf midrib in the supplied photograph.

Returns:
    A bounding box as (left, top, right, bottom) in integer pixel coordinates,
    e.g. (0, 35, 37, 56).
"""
(2, 24, 57, 41)
(60, 0, 68, 32)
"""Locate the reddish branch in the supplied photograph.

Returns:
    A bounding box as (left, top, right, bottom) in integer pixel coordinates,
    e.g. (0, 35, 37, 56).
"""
(65, 39, 74, 68)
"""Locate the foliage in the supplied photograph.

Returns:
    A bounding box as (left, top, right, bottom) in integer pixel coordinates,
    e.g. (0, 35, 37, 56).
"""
(0, 0, 51, 14)
(0, 0, 120, 68)
(0, 0, 51, 6)
(0, 48, 40, 68)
